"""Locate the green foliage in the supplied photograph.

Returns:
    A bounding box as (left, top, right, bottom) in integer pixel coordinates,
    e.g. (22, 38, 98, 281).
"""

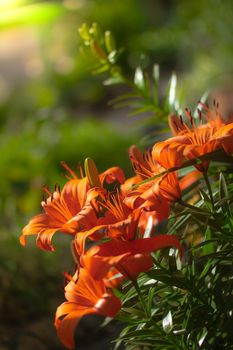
(0, 1, 233, 347)
(114, 166, 233, 350)
(78, 23, 180, 128)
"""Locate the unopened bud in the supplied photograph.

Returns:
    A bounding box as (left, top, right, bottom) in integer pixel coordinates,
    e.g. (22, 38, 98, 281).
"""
(78, 23, 90, 41)
(84, 158, 101, 188)
(90, 39, 107, 60)
(105, 31, 115, 53)
(90, 22, 101, 39)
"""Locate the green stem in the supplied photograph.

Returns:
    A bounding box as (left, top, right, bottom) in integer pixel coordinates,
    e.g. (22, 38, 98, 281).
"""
(178, 199, 210, 215)
(179, 200, 227, 234)
(152, 257, 167, 271)
(131, 279, 150, 319)
(203, 171, 215, 211)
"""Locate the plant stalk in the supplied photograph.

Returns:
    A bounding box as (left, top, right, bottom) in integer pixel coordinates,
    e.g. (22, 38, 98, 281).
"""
(203, 171, 215, 210)
(132, 279, 150, 319)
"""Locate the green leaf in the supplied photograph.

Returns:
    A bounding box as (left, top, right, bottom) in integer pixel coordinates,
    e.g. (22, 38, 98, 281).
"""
(168, 213, 191, 235)
(153, 64, 160, 86)
(219, 172, 228, 199)
(162, 311, 173, 333)
(199, 189, 212, 210)
(147, 286, 156, 311)
(134, 67, 145, 91)
(103, 76, 124, 86)
(163, 72, 177, 112)
(107, 50, 118, 64)
(121, 307, 145, 318)
(147, 269, 189, 290)
(168, 73, 177, 107)
(92, 64, 109, 74)
(202, 227, 214, 255)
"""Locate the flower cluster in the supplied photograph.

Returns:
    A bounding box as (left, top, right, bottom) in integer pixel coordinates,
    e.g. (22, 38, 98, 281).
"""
(20, 103, 233, 349)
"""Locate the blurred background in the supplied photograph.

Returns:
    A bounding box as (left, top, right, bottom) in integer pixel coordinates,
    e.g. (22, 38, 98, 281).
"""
(0, 0, 232, 348)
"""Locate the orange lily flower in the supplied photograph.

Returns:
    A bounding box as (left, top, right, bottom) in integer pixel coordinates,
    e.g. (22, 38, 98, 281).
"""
(74, 186, 170, 257)
(55, 268, 121, 349)
(20, 162, 125, 251)
(213, 122, 233, 154)
(152, 103, 233, 172)
(179, 169, 201, 192)
(127, 145, 181, 204)
(129, 145, 161, 181)
(155, 172, 181, 202)
(120, 174, 142, 206)
(123, 184, 170, 230)
(81, 234, 183, 281)
(103, 268, 125, 289)
(79, 191, 143, 243)
(127, 145, 162, 204)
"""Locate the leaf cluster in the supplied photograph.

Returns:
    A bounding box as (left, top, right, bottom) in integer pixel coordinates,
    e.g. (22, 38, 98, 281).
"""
(114, 168, 233, 350)
(78, 23, 181, 132)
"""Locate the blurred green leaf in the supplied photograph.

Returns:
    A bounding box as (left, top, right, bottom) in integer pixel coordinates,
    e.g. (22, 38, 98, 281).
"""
(164, 72, 177, 112)
(105, 30, 116, 53)
(134, 67, 145, 91)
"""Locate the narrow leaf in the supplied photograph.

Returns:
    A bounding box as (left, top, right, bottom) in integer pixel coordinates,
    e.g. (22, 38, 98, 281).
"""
(219, 172, 228, 199)
(134, 67, 145, 91)
(153, 64, 160, 86)
(168, 73, 177, 107)
(202, 227, 214, 255)
(199, 189, 212, 210)
(162, 311, 173, 333)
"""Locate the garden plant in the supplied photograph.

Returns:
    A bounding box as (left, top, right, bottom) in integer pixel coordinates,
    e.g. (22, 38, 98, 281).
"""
(20, 24, 233, 350)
